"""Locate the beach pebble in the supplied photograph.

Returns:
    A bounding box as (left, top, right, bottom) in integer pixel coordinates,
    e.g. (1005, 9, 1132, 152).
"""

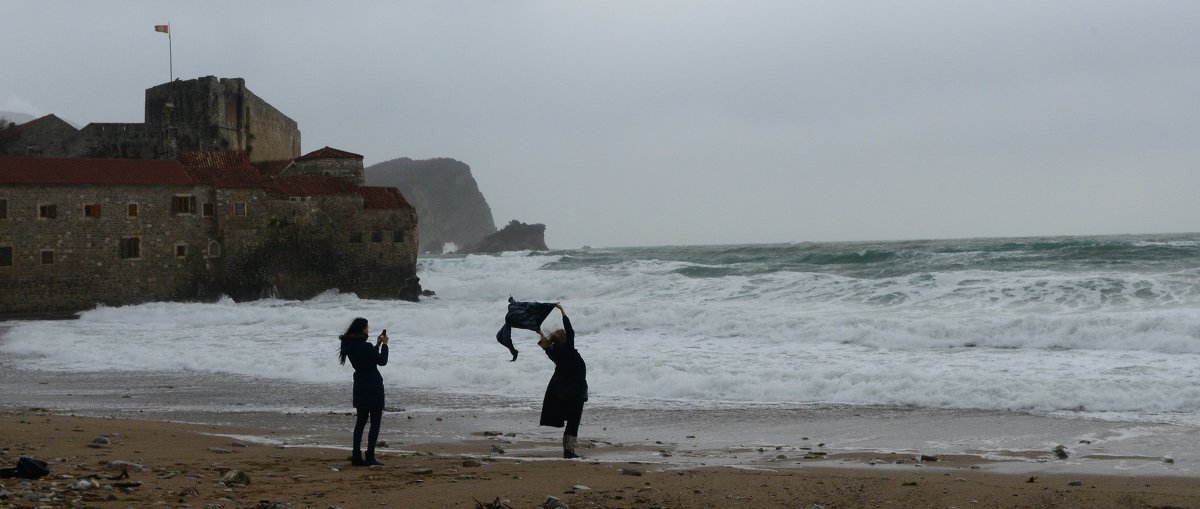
(1163, 457, 1175, 464)
(103, 460, 145, 472)
(73, 479, 98, 490)
(219, 470, 250, 486)
(1067, 480, 1083, 486)
(619, 468, 643, 476)
(491, 445, 506, 454)
(542, 495, 569, 509)
(572, 484, 591, 491)
(919, 454, 939, 462)
(91, 436, 111, 445)
(462, 459, 482, 467)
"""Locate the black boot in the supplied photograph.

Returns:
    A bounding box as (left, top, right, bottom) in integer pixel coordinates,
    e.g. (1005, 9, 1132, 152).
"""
(364, 452, 384, 466)
(350, 450, 366, 466)
(563, 434, 579, 459)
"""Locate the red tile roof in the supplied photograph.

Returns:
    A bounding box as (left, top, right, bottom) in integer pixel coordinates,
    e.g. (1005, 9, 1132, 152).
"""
(357, 186, 414, 210)
(295, 146, 363, 161)
(0, 154, 412, 210)
(268, 175, 359, 195)
(184, 166, 269, 188)
(178, 150, 253, 169)
(0, 157, 193, 185)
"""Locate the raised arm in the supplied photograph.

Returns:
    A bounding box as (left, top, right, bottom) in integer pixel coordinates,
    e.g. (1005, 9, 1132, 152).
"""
(375, 331, 390, 366)
(558, 304, 575, 344)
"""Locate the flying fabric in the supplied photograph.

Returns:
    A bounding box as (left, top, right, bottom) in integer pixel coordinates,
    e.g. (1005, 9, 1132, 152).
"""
(496, 296, 557, 361)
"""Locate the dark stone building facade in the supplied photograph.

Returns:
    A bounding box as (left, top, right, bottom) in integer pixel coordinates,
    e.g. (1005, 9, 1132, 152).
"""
(0, 76, 300, 163)
(0, 77, 420, 317)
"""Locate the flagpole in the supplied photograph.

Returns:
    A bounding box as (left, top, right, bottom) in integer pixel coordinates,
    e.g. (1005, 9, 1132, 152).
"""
(168, 22, 173, 81)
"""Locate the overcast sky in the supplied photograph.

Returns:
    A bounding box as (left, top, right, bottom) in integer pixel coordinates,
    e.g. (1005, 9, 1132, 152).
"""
(3, 1, 1198, 248)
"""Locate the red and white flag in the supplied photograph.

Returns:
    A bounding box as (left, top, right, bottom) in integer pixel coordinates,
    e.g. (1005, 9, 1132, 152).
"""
(154, 24, 169, 34)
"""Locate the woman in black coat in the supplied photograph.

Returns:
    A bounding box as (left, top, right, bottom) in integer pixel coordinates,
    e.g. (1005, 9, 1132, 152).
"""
(537, 303, 588, 458)
(338, 317, 389, 466)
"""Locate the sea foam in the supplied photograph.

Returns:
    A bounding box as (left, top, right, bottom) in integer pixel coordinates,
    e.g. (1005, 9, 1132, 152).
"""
(3, 236, 1199, 424)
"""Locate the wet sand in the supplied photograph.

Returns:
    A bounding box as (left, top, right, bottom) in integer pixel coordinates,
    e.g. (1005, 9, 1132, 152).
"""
(3, 409, 1200, 509)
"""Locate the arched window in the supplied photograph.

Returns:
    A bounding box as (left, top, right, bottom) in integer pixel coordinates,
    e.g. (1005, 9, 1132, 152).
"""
(207, 241, 222, 258)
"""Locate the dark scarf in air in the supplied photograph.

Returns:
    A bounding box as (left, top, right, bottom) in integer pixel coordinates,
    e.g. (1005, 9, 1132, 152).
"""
(496, 296, 557, 361)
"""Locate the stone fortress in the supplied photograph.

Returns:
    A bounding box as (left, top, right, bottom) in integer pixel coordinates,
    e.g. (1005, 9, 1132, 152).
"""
(0, 76, 420, 317)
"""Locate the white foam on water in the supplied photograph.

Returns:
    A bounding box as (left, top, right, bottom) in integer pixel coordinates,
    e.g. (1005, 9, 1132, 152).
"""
(2, 248, 1199, 424)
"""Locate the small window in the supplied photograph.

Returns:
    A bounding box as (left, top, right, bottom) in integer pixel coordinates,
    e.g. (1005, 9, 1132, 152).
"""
(203, 203, 215, 217)
(372, 231, 383, 243)
(84, 203, 102, 218)
(39, 204, 57, 219)
(350, 232, 363, 243)
(175, 244, 187, 258)
(207, 241, 221, 258)
(119, 237, 141, 259)
(234, 202, 247, 216)
(0, 246, 12, 266)
(41, 250, 54, 265)
(172, 195, 196, 214)
(128, 203, 139, 217)
(0, 199, 7, 219)
(393, 230, 405, 243)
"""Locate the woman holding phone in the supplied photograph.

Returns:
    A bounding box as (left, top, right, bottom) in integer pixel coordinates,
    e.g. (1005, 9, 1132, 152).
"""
(338, 317, 389, 466)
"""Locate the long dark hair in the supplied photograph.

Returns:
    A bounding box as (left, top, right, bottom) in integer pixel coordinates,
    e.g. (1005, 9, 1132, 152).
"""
(338, 317, 369, 365)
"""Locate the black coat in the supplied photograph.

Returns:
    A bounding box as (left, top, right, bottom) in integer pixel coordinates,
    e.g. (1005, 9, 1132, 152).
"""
(341, 335, 389, 410)
(539, 316, 588, 427)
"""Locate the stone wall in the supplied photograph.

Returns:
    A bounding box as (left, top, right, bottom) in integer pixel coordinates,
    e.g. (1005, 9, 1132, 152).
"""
(69, 123, 157, 159)
(0, 180, 421, 315)
(292, 158, 365, 184)
(144, 77, 301, 163)
(196, 193, 420, 302)
(241, 90, 302, 163)
(0, 184, 215, 314)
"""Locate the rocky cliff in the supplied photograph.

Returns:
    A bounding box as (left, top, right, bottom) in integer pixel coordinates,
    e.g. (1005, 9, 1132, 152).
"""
(458, 220, 548, 254)
(364, 157, 497, 254)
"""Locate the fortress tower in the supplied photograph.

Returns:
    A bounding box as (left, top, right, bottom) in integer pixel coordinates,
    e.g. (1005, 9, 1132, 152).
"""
(145, 77, 301, 163)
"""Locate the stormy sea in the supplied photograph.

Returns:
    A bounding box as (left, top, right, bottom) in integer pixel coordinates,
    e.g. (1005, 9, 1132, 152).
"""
(3, 232, 1199, 474)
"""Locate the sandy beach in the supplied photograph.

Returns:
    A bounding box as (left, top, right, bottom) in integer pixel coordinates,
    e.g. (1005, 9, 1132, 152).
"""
(2, 409, 1198, 509)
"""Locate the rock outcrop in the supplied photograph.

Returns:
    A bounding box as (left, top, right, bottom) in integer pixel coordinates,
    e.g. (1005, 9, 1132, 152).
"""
(458, 220, 548, 254)
(364, 157, 497, 254)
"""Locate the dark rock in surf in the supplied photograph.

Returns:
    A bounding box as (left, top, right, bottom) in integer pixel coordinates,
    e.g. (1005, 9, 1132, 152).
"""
(458, 220, 548, 254)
